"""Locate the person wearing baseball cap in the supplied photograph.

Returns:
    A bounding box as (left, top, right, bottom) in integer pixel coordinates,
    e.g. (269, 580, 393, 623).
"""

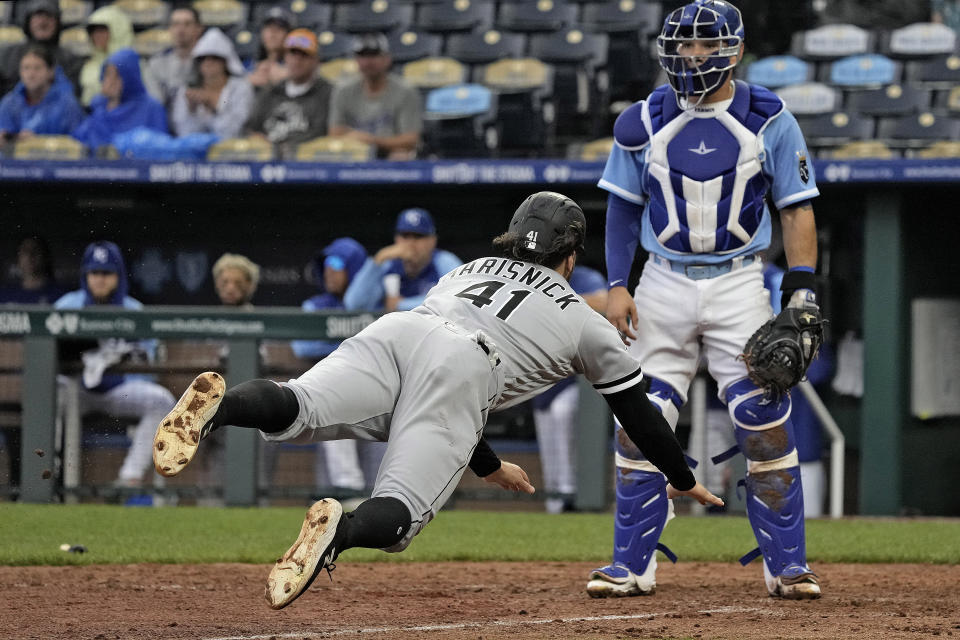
(248, 5, 295, 89)
(344, 207, 461, 312)
(244, 27, 333, 157)
(328, 31, 423, 160)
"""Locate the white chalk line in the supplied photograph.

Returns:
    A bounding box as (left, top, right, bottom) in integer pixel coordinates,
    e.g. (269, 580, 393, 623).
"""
(199, 605, 765, 640)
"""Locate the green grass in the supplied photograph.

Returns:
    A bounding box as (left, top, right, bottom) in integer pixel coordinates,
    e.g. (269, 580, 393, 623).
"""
(1, 504, 958, 566)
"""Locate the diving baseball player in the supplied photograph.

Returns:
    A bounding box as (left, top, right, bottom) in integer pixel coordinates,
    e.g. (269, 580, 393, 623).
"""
(152, 191, 723, 609)
(588, 0, 824, 600)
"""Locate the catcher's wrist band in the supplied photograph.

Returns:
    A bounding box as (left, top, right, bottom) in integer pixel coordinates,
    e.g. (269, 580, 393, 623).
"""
(780, 269, 816, 297)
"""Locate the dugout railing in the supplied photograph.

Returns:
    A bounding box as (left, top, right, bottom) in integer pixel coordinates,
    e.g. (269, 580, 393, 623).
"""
(0, 305, 614, 510)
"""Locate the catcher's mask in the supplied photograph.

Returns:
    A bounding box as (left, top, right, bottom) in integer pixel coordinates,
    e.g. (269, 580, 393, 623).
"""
(657, 0, 744, 107)
(508, 191, 586, 256)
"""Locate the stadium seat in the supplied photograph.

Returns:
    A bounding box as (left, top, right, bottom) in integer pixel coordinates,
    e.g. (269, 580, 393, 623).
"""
(333, 1, 415, 34)
(295, 136, 375, 162)
(0, 2, 11, 26)
(580, 0, 660, 99)
(482, 58, 555, 154)
(882, 22, 956, 59)
(134, 27, 173, 58)
(791, 24, 873, 61)
(776, 82, 841, 116)
(207, 137, 275, 162)
(417, 0, 495, 34)
(115, 0, 169, 31)
(580, 0, 661, 35)
(317, 58, 359, 84)
(317, 29, 357, 61)
(845, 84, 931, 117)
(567, 136, 613, 161)
(827, 54, 900, 89)
(251, 1, 332, 31)
(193, 0, 248, 30)
(444, 29, 525, 65)
(60, 26, 92, 58)
(422, 84, 499, 158)
(528, 28, 609, 139)
(402, 57, 467, 90)
(823, 140, 896, 159)
(877, 112, 960, 149)
(0, 25, 25, 46)
(233, 28, 257, 61)
(13, 135, 87, 160)
(796, 112, 874, 152)
(746, 55, 814, 89)
(937, 86, 960, 115)
(913, 140, 960, 158)
(387, 31, 443, 64)
(496, 0, 579, 33)
(905, 55, 960, 89)
(59, 0, 93, 27)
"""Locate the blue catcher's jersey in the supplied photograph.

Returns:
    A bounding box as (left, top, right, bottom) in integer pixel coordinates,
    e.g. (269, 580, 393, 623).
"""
(598, 81, 819, 265)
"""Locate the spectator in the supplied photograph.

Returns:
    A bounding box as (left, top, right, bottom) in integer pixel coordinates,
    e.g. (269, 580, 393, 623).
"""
(54, 241, 176, 488)
(0, 236, 66, 304)
(0, 45, 84, 141)
(147, 5, 205, 109)
(530, 265, 608, 513)
(246, 6, 293, 90)
(291, 238, 377, 504)
(79, 4, 159, 107)
(0, 0, 83, 99)
(72, 48, 168, 153)
(171, 28, 253, 139)
(329, 32, 422, 160)
(932, 0, 960, 33)
(243, 28, 331, 157)
(212, 253, 259, 309)
(345, 208, 461, 312)
(0, 236, 66, 500)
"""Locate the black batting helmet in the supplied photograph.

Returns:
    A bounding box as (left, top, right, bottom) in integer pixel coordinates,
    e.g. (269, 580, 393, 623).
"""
(508, 191, 586, 255)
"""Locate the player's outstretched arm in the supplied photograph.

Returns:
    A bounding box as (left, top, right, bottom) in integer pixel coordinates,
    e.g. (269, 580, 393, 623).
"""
(667, 481, 724, 507)
(483, 461, 536, 494)
(606, 286, 638, 344)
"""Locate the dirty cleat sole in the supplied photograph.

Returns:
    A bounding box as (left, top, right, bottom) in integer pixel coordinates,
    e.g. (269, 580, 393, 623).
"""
(153, 372, 225, 477)
(774, 572, 822, 600)
(266, 499, 343, 610)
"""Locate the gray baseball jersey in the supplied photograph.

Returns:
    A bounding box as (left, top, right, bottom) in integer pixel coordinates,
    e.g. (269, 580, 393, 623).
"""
(272, 257, 643, 549)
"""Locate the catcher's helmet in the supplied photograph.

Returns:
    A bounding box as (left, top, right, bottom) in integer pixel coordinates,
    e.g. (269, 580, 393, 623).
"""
(508, 191, 586, 255)
(657, 0, 744, 105)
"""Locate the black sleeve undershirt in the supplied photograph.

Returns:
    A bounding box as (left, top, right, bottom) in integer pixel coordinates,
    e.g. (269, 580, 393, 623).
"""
(468, 436, 501, 477)
(603, 383, 696, 491)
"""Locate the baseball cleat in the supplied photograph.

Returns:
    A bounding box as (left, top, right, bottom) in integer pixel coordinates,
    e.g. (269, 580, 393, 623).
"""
(586, 560, 657, 598)
(266, 498, 344, 610)
(153, 372, 225, 477)
(767, 564, 822, 600)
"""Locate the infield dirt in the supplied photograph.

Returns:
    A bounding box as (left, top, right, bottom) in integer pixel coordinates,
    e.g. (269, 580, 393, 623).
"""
(1, 561, 957, 639)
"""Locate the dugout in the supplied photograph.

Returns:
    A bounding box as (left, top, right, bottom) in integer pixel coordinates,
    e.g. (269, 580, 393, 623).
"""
(0, 160, 958, 515)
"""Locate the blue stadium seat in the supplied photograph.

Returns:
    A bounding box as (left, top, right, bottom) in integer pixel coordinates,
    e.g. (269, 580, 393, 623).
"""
(528, 28, 608, 139)
(422, 84, 499, 158)
(876, 112, 960, 148)
(746, 56, 814, 89)
(845, 84, 931, 117)
(881, 22, 956, 59)
(445, 29, 526, 65)
(417, 0, 495, 34)
(791, 23, 874, 61)
(496, 0, 579, 33)
(333, 1, 415, 34)
(776, 82, 841, 116)
(827, 54, 900, 89)
(387, 30, 443, 64)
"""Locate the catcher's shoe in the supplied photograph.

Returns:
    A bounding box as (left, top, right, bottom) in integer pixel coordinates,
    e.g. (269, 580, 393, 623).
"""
(767, 563, 822, 600)
(586, 558, 657, 598)
(266, 498, 344, 610)
(153, 372, 225, 477)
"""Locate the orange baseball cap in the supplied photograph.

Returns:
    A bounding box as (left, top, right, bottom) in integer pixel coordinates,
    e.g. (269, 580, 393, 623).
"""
(284, 28, 318, 56)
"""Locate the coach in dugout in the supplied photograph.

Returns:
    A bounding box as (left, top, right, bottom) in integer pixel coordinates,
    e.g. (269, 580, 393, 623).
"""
(344, 208, 461, 312)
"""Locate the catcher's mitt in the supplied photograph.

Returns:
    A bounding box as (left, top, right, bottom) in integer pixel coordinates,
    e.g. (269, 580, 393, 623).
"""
(741, 305, 825, 396)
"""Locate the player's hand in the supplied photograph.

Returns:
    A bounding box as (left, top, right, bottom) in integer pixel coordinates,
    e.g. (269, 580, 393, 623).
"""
(666, 481, 724, 507)
(484, 461, 535, 494)
(606, 286, 638, 344)
(374, 243, 409, 264)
